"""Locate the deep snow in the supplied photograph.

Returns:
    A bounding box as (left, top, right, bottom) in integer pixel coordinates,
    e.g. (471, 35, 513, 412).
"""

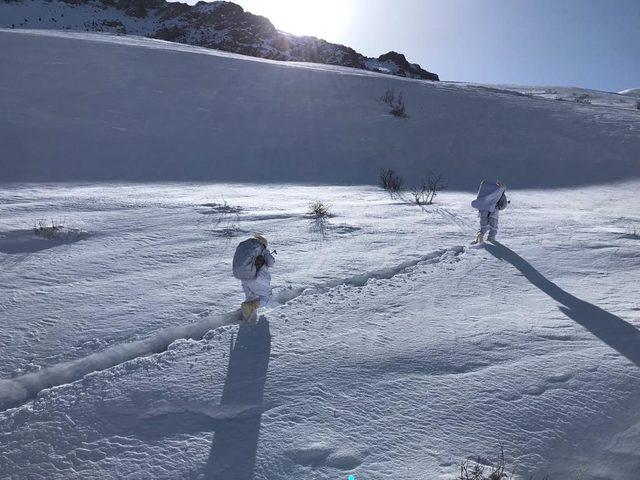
(1, 26, 640, 480)
(1, 182, 639, 479)
(1, 29, 639, 187)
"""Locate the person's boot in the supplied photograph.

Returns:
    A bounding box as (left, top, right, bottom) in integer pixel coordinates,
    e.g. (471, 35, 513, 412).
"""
(472, 232, 485, 244)
(241, 298, 261, 321)
(487, 233, 497, 242)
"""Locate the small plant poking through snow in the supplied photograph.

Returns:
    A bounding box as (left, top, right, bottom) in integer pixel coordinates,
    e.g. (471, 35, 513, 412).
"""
(625, 226, 640, 239)
(379, 168, 403, 197)
(308, 201, 331, 218)
(33, 219, 71, 239)
(574, 94, 592, 104)
(200, 198, 242, 214)
(636, 100, 640, 111)
(198, 198, 243, 236)
(33, 219, 85, 240)
(381, 87, 407, 117)
(412, 172, 448, 206)
(456, 447, 511, 480)
(381, 87, 395, 104)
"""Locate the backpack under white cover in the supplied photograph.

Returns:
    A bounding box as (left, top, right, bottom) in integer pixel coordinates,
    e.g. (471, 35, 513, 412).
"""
(232, 238, 264, 280)
(471, 180, 505, 212)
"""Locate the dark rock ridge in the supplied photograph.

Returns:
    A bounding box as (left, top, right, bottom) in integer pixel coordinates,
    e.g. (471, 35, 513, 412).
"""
(4, 0, 439, 80)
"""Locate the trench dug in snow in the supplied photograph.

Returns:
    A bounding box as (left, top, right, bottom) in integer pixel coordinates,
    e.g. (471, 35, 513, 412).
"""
(0, 246, 464, 411)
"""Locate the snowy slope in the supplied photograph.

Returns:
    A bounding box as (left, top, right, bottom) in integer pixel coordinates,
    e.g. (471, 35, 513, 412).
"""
(1, 26, 640, 480)
(471, 83, 640, 112)
(0, 182, 639, 479)
(619, 88, 640, 97)
(1, 29, 639, 188)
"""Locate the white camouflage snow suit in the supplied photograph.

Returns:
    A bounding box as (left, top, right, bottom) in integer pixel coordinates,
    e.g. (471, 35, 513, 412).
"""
(232, 236, 275, 309)
(241, 250, 275, 308)
(471, 181, 507, 241)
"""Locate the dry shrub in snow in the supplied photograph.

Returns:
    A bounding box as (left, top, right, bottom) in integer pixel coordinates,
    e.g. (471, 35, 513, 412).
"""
(625, 226, 640, 239)
(33, 219, 86, 240)
(379, 168, 403, 197)
(199, 198, 242, 234)
(33, 219, 66, 239)
(381, 87, 396, 105)
(308, 200, 331, 218)
(456, 447, 511, 480)
(381, 87, 407, 117)
(636, 101, 640, 110)
(412, 172, 448, 205)
(574, 94, 591, 104)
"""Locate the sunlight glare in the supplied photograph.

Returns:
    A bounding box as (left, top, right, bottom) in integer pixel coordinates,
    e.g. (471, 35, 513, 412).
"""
(244, 0, 353, 41)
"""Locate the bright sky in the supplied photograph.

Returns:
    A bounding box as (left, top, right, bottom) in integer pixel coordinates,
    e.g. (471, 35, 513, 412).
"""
(176, 0, 639, 92)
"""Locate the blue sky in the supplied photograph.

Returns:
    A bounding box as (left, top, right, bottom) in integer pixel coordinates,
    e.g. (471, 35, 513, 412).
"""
(182, 0, 639, 92)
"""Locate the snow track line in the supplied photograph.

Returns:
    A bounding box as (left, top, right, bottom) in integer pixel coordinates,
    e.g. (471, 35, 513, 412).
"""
(0, 311, 240, 411)
(0, 245, 464, 412)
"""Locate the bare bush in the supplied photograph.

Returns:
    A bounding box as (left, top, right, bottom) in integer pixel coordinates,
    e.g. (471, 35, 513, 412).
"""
(381, 87, 396, 105)
(381, 87, 408, 117)
(412, 172, 448, 205)
(33, 219, 65, 239)
(379, 168, 403, 197)
(625, 226, 640, 239)
(200, 199, 242, 214)
(411, 186, 428, 206)
(308, 200, 331, 218)
(457, 447, 511, 480)
(636, 101, 640, 110)
(33, 218, 84, 240)
(574, 94, 591, 104)
(198, 198, 242, 235)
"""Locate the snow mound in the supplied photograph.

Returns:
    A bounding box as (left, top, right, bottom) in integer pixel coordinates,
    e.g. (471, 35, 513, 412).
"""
(0, 229, 87, 254)
(619, 88, 640, 97)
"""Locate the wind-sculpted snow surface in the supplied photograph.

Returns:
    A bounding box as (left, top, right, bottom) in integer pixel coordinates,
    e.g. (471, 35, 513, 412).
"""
(0, 311, 238, 410)
(1, 182, 639, 479)
(0, 242, 462, 411)
(1, 29, 639, 187)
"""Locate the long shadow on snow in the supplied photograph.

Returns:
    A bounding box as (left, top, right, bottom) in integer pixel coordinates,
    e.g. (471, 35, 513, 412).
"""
(485, 242, 640, 367)
(203, 317, 271, 479)
(104, 319, 271, 478)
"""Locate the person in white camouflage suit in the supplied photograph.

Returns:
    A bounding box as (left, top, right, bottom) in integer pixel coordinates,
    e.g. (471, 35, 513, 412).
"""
(471, 180, 508, 244)
(232, 234, 275, 320)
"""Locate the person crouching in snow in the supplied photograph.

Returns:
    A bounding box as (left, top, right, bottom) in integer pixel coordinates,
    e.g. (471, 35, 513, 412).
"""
(232, 234, 275, 321)
(471, 180, 508, 244)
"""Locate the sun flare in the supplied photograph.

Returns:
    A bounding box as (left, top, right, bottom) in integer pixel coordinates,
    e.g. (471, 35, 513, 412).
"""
(244, 0, 352, 40)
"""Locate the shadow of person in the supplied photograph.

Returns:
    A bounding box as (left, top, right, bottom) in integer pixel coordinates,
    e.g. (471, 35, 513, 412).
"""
(484, 242, 640, 368)
(203, 317, 271, 479)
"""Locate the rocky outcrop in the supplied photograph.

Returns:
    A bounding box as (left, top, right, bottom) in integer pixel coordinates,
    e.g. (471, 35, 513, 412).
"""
(6, 0, 439, 81)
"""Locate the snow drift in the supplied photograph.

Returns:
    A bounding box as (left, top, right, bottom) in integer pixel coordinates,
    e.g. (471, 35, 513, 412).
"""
(1, 29, 639, 188)
(619, 88, 640, 97)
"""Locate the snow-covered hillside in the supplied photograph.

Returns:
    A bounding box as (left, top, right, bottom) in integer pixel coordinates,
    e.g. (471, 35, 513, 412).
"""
(1, 25, 640, 480)
(0, 0, 439, 80)
(0, 182, 639, 479)
(476, 84, 640, 112)
(1, 29, 638, 188)
(619, 88, 640, 97)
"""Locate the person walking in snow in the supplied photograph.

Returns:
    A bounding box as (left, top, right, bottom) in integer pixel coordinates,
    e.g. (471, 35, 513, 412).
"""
(471, 180, 508, 244)
(232, 234, 276, 321)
